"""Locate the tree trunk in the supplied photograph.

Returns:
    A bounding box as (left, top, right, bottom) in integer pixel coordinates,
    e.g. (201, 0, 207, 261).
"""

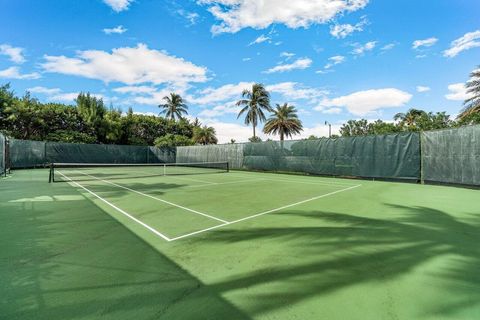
(253, 124, 256, 138)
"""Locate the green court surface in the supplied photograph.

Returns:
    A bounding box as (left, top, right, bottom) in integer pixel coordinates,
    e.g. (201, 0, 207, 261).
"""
(1, 168, 479, 319)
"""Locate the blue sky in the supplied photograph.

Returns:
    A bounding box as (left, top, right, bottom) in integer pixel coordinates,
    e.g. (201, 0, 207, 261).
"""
(1, 0, 479, 142)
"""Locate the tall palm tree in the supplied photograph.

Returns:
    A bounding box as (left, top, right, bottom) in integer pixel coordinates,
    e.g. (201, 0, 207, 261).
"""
(263, 103, 303, 141)
(158, 93, 188, 121)
(236, 83, 272, 139)
(193, 125, 218, 145)
(459, 67, 480, 119)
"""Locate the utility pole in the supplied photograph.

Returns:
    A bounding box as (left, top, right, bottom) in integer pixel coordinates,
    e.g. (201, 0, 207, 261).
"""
(325, 121, 331, 138)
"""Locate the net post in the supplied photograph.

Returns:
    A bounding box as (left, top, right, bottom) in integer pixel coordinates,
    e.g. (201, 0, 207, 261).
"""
(48, 163, 53, 183)
(227, 161, 229, 172)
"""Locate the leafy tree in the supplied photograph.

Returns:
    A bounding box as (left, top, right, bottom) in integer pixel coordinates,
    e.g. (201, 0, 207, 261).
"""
(263, 103, 303, 141)
(230, 139, 236, 144)
(236, 83, 272, 139)
(0, 83, 15, 130)
(154, 134, 194, 148)
(394, 108, 427, 131)
(76, 93, 108, 142)
(45, 130, 97, 143)
(193, 125, 218, 145)
(340, 119, 370, 136)
(4, 92, 44, 139)
(248, 136, 262, 142)
(307, 135, 320, 140)
(368, 120, 400, 135)
(458, 66, 480, 120)
(104, 109, 123, 143)
(158, 93, 188, 121)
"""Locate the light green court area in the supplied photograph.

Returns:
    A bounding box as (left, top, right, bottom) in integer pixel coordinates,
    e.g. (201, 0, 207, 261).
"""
(1, 169, 479, 319)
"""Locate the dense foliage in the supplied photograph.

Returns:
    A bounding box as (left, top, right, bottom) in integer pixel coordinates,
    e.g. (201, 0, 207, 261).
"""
(0, 84, 217, 147)
(338, 109, 471, 137)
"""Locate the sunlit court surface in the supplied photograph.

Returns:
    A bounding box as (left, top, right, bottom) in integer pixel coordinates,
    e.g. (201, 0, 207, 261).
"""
(1, 166, 479, 320)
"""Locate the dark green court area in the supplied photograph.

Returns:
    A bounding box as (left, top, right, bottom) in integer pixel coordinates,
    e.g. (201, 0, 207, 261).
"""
(1, 168, 479, 320)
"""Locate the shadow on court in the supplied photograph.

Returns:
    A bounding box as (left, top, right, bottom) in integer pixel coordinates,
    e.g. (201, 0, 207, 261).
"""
(0, 172, 250, 320)
(193, 205, 480, 319)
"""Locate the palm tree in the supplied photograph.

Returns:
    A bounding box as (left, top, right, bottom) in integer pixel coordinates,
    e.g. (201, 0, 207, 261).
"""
(263, 103, 303, 141)
(394, 108, 426, 129)
(158, 93, 188, 121)
(193, 125, 218, 145)
(236, 83, 272, 139)
(458, 67, 480, 120)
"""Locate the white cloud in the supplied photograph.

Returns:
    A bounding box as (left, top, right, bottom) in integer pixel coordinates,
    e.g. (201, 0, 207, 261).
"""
(113, 86, 158, 94)
(103, 25, 127, 34)
(103, 0, 132, 12)
(351, 41, 376, 55)
(443, 30, 480, 58)
(264, 57, 312, 73)
(319, 88, 412, 115)
(280, 52, 295, 60)
(266, 82, 328, 102)
(329, 16, 368, 39)
(200, 0, 369, 34)
(412, 37, 438, 49)
(322, 107, 343, 114)
(416, 86, 430, 93)
(177, 10, 200, 25)
(296, 123, 341, 139)
(27, 86, 104, 103)
(324, 55, 345, 69)
(242, 57, 251, 61)
(28, 86, 61, 95)
(249, 34, 270, 46)
(198, 101, 241, 118)
(190, 81, 255, 105)
(381, 43, 396, 51)
(445, 83, 473, 101)
(41, 43, 208, 85)
(0, 44, 26, 64)
(0, 66, 40, 80)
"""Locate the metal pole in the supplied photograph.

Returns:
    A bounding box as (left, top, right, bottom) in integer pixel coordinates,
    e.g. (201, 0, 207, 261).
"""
(325, 121, 331, 138)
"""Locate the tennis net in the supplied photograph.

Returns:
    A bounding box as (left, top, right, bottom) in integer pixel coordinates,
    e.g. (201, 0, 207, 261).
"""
(49, 161, 229, 183)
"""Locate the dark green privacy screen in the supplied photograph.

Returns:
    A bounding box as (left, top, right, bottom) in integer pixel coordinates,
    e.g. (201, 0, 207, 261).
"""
(242, 133, 421, 180)
(9, 139, 46, 168)
(8, 126, 480, 186)
(9, 140, 174, 167)
(177, 132, 421, 180)
(176, 144, 244, 169)
(421, 125, 480, 186)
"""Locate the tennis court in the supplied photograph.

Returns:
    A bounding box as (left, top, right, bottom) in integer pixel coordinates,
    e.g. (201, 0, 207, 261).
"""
(1, 164, 480, 320)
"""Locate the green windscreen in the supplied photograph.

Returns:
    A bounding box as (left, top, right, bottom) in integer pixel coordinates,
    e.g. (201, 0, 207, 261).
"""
(421, 125, 480, 186)
(0, 133, 5, 175)
(242, 132, 421, 180)
(9, 139, 47, 168)
(176, 144, 244, 169)
(9, 140, 175, 168)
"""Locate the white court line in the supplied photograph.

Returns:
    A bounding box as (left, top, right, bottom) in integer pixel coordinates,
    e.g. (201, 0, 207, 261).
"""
(183, 178, 264, 188)
(67, 171, 228, 224)
(58, 172, 172, 241)
(164, 175, 218, 185)
(227, 171, 358, 187)
(169, 184, 362, 241)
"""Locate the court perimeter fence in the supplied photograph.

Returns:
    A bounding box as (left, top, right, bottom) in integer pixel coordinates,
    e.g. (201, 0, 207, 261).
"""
(5, 124, 480, 186)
